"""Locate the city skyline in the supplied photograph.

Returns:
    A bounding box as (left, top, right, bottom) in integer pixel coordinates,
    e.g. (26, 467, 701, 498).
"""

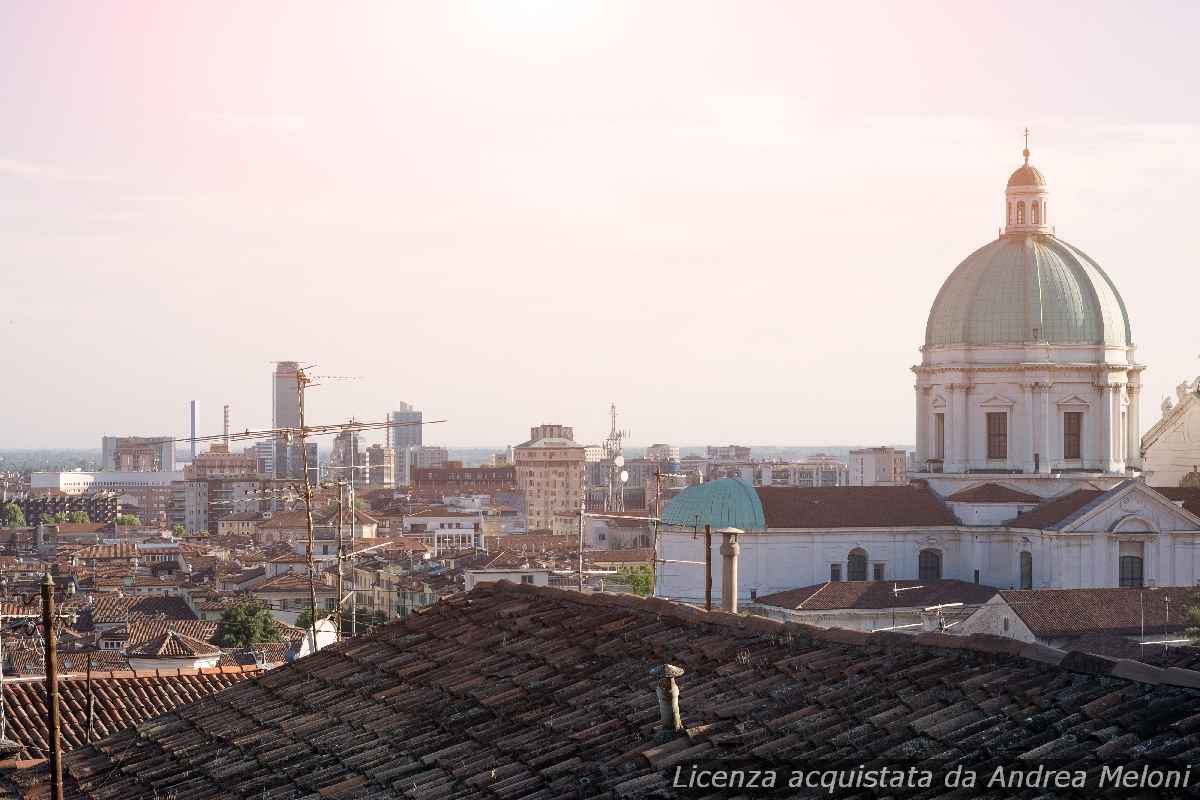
(3, 2, 1200, 449)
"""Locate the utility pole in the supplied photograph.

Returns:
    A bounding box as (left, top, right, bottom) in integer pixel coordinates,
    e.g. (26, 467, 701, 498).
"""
(577, 500, 585, 593)
(336, 482, 345, 640)
(296, 369, 320, 653)
(42, 574, 63, 800)
(704, 524, 712, 612)
(348, 478, 356, 638)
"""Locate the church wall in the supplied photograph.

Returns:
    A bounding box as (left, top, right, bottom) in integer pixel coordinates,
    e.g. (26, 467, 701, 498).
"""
(1141, 391, 1200, 488)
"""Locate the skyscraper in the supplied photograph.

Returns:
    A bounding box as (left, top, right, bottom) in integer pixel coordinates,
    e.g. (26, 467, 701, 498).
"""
(273, 361, 301, 430)
(389, 403, 423, 486)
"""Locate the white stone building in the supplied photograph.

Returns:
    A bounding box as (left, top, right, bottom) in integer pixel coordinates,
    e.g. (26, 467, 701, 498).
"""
(656, 142, 1200, 602)
(1141, 378, 1200, 488)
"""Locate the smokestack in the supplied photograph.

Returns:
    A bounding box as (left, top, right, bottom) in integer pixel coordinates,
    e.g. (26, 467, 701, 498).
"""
(223, 405, 230, 448)
(650, 664, 685, 740)
(718, 528, 742, 613)
(189, 401, 197, 461)
(385, 412, 391, 448)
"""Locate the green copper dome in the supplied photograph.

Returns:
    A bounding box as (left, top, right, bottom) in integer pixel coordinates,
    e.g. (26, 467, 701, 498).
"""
(661, 478, 765, 531)
(925, 235, 1132, 348)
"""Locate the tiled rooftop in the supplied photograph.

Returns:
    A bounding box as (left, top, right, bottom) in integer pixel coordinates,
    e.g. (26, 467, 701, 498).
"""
(757, 484, 959, 528)
(945, 482, 1042, 504)
(0, 667, 259, 759)
(758, 579, 999, 611)
(1000, 587, 1199, 638)
(32, 581, 1200, 799)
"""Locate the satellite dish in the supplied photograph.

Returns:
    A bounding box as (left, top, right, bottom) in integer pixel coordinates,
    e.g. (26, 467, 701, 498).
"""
(614, 456, 625, 467)
(620, 470, 629, 483)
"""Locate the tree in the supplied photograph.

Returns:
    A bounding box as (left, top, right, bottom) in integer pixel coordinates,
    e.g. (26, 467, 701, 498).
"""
(171, 524, 186, 536)
(625, 566, 654, 597)
(295, 607, 331, 632)
(115, 513, 140, 526)
(214, 602, 282, 648)
(0, 503, 24, 529)
(67, 511, 90, 524)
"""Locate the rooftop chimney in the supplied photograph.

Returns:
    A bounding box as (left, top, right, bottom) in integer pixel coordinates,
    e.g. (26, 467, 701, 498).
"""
(718, 527, 742, 613)
(651, 663, 685, 740)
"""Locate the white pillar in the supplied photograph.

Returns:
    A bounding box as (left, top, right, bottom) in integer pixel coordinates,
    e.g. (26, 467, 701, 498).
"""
(915, 386, 928, 466)
(1021, 383, 1035, 474)
(1100, 384, 1115, 472)
(1039, 383, 1052, 474)
(955, 384, 970, 472)
(1126, 384, 1141, 469)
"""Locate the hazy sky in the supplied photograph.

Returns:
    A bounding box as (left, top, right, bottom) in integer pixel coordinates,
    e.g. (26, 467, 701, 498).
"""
(2, 1, 1199, 450)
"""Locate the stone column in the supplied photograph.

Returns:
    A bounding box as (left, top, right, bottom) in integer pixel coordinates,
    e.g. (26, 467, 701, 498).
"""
(914, 385, 929, 466)
(1099, 383, 1115, 473)
(1126, 384, 1140, 470)
(1039, 382, 1052, 474)
(955, 384, 970, 472)
(1021, 382, 1036, 474)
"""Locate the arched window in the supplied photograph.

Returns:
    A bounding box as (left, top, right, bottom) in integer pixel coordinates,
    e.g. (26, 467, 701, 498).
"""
(847, 548, 868, 581)
(1031, 202, 1040, 224)
(1007, 202, 1013, 224)
(1119, 556, 1143, 588)
(1019, 551, 1032, 589)
(1017, 202, 1025, 224)
(918, 549, 942, 581)
(1041, 201, 1046, 224)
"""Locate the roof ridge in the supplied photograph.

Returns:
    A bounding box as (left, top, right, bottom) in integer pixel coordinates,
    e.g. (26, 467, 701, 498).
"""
(476, 582, 1200, 691)
(795, 581, 832, 610)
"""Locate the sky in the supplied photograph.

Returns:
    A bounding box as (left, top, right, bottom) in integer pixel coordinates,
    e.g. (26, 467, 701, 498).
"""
(2, 1, 1199, 450)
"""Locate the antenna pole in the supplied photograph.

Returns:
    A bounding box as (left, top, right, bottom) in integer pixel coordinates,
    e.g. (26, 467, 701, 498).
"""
(349, 479, 357, 638)
(577, 499, 585, 593)
(704, 524, 712, 612)
(337, 482, 345, 640)
(43, 574, 63, 800)
(297, 370, 320, 654)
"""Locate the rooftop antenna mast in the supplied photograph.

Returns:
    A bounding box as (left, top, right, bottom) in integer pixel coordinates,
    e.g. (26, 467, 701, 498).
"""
(603, 403, 629, 513)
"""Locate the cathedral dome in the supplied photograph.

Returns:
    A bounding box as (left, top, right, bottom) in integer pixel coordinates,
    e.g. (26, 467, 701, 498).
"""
(924, 235, 1132, 347)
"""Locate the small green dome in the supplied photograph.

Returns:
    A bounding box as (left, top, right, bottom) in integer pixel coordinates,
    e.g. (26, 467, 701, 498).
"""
(661, 478, 765, 531)
(925, 235, 1131, 348)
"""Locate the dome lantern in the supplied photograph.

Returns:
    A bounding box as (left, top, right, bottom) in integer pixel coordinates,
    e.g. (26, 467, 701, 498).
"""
(1004, 128, 1050, 236)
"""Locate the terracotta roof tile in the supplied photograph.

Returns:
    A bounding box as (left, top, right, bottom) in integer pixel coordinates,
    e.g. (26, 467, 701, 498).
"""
(1001, 587, 1199, 637)
(756, 484, 959, 528)
(758, 579, 999, 610)
(946, 482, 1043, 503)
(21, 582, 1200, 799)
(1008, 489, 1107, 529)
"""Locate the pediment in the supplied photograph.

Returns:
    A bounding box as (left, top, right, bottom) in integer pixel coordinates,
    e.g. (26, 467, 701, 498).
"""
(1061, 481, 1200, 534)
(978, 394, 1015, 408)
(1056, 394, 1091, 407)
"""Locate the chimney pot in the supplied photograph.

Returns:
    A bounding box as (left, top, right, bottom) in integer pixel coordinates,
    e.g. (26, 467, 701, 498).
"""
(651, 663, 685, 739)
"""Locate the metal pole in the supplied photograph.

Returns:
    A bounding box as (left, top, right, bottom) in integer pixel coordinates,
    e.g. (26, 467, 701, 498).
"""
(336, 483, 345, 640)
(577, 501, 584, 593)
(296, 370, 320, 653)
(704, 525, 712, 612)
(348, 480, 356, 638)
(42, 574, 63, 800)
(85, 653, 94, 744)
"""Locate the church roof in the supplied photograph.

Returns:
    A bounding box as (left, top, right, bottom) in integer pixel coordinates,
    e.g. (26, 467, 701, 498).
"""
(757, 484, 958, 528)
(662, 481, 959, 531)
(1007, 162, 1046, 187)
(925, 234, 1132, 347)
(1000, 587, 1197, 638)
(757, 579, 998, 611)
(946, 482, 1042, 504)
(1007, 488, 1107, 529)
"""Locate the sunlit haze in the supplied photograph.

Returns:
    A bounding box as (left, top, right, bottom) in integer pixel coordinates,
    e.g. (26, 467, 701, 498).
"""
(3, 1, 1198, 449)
